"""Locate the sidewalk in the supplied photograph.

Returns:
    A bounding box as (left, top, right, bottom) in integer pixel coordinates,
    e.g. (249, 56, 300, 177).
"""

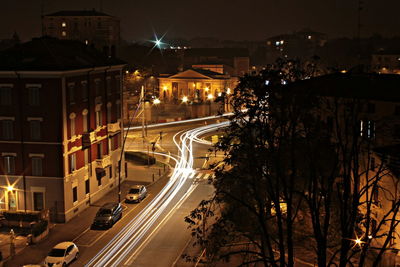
(2, 162, 169, 267)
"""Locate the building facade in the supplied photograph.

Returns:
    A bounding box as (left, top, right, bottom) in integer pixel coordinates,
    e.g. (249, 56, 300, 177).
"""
(158, 69, 238, 104)
(0, 37, 126, 222)
(371, 52, 400, 74)
(42, 10, 120, 57)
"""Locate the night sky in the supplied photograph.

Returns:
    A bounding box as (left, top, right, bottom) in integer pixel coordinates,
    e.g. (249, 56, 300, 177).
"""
(2, 0, 399, 42)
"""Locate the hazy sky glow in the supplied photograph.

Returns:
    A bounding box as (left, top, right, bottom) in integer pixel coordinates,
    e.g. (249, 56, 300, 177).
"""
(2, 0, 399, 42)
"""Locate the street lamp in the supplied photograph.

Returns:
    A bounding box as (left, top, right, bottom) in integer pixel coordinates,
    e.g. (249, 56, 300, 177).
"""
(153, 98, 161, 105)
(182, 96, 188, 103)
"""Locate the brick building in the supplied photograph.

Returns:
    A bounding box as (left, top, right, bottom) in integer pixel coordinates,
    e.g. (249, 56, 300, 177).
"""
(0, 37, 126, 222)
(42, 9, 120, 57)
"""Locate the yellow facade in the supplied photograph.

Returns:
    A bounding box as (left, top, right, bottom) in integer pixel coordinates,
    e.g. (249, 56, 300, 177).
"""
(158, 69, 238, 103)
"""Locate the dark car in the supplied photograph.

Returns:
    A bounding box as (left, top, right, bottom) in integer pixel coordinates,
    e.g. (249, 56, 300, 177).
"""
(92, 202, 122, 229)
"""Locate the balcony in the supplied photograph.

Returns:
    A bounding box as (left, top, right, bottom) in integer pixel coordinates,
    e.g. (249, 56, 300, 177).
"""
(95, 156, 111, 169)
(82, 131, 97, 149)
(107, 121, 121, 133)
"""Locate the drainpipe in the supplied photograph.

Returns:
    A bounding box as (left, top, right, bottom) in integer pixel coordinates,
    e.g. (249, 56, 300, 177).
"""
(86, 68, 95, 205)
(15, 71, 27, 212)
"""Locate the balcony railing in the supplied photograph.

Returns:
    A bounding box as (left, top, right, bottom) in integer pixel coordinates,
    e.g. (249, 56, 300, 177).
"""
(107, 121, 121, 133)
(95, 156, 111, 169)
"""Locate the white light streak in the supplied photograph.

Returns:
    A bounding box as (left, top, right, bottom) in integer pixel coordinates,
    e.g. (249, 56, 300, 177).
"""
(86, 122, 227, 266)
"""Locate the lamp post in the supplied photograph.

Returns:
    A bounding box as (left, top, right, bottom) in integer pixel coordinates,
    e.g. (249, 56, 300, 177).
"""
(207, 93, 214, 116)
(182, 96, 189, 118)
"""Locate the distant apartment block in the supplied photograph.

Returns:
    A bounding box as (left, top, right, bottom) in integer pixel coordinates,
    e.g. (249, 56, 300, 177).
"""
(183, 48, 250, 76)
(266, 29, 327, 63)
(42, 9, 120, 57)
(0, 37, 126, 222)
(371, 51, 400, 74)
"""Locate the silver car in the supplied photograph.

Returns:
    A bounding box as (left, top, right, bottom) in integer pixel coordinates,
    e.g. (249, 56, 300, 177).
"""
(125, 185, 147, 203)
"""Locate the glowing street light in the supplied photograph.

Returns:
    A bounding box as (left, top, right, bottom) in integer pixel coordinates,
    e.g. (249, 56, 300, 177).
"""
(205, 87, 209, 92)
(207, 94, 214, 100)
(163, 85, 168, 91)
(7, 185, 13, 191)
(153, 98, 161, 105)
(182, 96, 188, 103)
(226, 88, 231, 95)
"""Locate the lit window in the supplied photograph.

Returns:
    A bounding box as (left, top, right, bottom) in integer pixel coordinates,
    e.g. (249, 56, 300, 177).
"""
(62, 31, 66, 37)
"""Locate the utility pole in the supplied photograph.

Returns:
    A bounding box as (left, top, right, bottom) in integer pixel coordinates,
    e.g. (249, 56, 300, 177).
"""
(141, 85, 145, 140)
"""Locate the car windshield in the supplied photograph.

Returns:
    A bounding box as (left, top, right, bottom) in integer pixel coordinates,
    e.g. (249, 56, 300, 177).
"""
(97, 209, 111, 216)
(48, 248, 65, 257)
(129, 188, 140, 194)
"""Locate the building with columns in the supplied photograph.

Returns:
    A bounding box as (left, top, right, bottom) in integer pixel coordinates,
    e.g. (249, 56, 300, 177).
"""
(0, 37, 126, 222)
(158, 68, 238, 104)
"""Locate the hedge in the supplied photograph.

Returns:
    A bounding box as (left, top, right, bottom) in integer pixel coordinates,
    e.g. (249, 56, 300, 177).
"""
(31, 220, 48, 237)
(125, 151, 156, 165)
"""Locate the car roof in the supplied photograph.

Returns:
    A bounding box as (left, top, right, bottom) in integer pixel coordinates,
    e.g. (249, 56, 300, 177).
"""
(101, 202, 120, 209)
(53, 241, 74, 249)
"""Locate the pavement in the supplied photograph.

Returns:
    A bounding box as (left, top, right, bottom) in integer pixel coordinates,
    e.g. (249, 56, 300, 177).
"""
(1, 161, 170, 267)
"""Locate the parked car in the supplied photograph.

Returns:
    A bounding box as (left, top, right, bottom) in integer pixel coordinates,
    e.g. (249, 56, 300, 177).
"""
(125, 185, 147, 203)
(44, 241, 79, 267)
(92, 202, 122, 229)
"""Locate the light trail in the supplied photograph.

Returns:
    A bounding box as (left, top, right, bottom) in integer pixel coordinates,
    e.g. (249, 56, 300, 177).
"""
(85, 121, 227, 267)
(124, 112, 233, 131)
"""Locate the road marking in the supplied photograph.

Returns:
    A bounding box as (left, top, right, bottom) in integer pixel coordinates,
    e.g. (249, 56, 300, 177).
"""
(196, 173, 203, 179)
(189, 172, 196, 179)
(203, 173, 210, 180)
(124, 183, 199, 265)
(73, 199, 144, 247)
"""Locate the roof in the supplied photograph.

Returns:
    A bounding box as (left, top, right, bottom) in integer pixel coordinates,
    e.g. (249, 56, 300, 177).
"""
(288, 73, 400, 102)
(0, 37, 125, 71)
(164, 68, 231, 80)
(53, 242, 74, 249)
(131, 185, 144, 189)
(45, 10, 112, 17)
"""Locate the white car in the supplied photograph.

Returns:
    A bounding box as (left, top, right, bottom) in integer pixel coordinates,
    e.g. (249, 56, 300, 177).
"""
(44, 241, 79, 267)
(125, 185, 147, 203)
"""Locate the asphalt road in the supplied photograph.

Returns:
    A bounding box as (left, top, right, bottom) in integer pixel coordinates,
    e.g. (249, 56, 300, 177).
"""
(72, 119, 228, 266)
